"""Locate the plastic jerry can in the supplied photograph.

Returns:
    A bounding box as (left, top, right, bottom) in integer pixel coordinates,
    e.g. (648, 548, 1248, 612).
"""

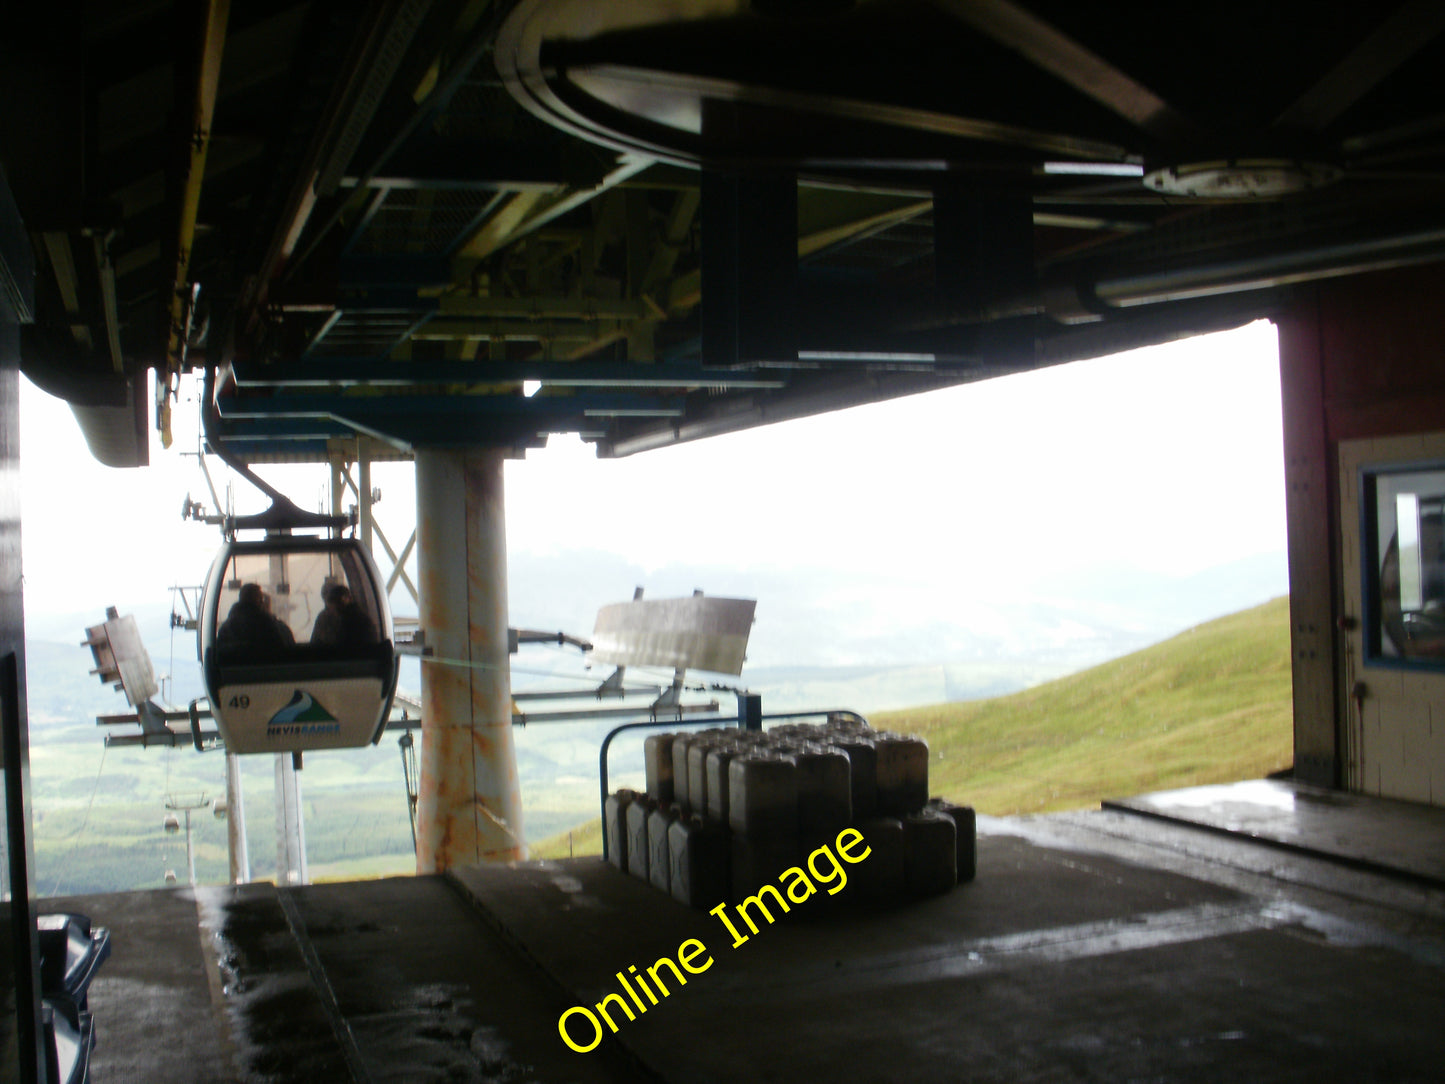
(669, 814, 731, 908)
(670, 733, 694, 810)
(706, 745, 741, 825)
(728, 752, 798, 837)
(903, 809, 957, 896)
(830, 736, 878, 819)
(730, 831, 800, 904)
(874, 733, 929, 815)
(644, 733, 677, 804)
(793, 745, 852, 846)
(687, 736, 726, 820)
(926, 798, 977, 883)
(852, 817, 905, 899)
(648, 805, 681, 893)
(604, 789, 637, 870)
(626, 795, 656, 881)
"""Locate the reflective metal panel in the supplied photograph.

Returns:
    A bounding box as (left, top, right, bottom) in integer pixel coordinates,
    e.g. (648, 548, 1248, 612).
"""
(590, 595, 756, 675)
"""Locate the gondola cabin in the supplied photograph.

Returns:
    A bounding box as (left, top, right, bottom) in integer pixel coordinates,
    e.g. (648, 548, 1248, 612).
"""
(200, 536, 399, 755)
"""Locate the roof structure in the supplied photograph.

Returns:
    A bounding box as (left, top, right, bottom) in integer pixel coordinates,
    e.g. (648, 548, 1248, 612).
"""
(4, 0, 1444, 466)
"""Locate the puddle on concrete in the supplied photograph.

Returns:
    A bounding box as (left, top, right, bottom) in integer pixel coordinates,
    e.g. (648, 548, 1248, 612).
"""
(1144, 780, 1297, 814)
(195, 885, 548, 1083)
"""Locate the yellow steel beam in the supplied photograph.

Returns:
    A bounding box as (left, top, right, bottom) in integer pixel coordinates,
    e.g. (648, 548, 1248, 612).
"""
(436, 295, 649, 320)
(797, 199, 933, 258)
(409, 318, 629, 342)
(660, 198, 933, 316)
(451, 190, 553, 267)
(451, 155, 653, 274)
(162, 0, 230, 445)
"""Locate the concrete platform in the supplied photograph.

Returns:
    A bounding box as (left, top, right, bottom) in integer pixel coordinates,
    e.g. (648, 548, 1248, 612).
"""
(1105, 778, 1445, 887)
(47, 876, 641, 1083)
(44, 782, 1445, 1082)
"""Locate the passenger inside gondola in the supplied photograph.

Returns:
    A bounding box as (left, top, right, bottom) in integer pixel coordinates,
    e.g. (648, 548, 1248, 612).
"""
(311, 581, 377, 647)
(216, 582, 296, 653)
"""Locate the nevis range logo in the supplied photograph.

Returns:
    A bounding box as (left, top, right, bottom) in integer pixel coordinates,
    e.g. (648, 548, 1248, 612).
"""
(266, 690, 341, 737)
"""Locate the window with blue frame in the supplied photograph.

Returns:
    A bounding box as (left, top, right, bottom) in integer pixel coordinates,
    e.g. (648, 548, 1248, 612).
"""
(1364, 464, 1445, 667)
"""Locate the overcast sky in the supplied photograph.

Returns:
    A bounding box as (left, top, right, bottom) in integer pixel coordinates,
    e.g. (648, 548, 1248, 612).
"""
(20, 319, 1287, 657)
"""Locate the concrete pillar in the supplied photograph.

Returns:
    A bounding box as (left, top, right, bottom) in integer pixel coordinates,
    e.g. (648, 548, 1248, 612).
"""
(225, 752, 250, 884)
(275, 755, 308, 884)
(184, 810, 197, 887)
(1276, 300, 1340, 788)
(414, 447, 526, 871)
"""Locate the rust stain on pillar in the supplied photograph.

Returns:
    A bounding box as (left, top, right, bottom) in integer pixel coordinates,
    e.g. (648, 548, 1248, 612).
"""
(415, 447, 527, 872)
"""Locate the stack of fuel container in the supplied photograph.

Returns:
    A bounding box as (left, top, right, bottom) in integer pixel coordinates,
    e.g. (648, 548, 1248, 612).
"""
(603, 718, 976, 909)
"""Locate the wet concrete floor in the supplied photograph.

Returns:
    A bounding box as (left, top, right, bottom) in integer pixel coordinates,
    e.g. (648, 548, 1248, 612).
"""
(45, 782, 1445, 1082)
(1106, 778, 1445, 886)
(49, 876, 642, 1083)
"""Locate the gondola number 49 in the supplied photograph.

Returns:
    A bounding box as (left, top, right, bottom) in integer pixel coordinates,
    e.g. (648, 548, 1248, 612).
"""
(228, 694, 251, 709)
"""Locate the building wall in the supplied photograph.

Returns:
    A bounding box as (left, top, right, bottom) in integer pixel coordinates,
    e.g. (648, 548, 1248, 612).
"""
(1278, 263, 1445, 803)
(0, 164, 43, 1082)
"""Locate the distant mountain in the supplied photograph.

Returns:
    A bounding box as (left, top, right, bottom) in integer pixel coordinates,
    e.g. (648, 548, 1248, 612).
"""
(506, 546, 1288, 669)
(25, 546, 1290, 726)
(740, 661, 1078, 716)
(29, 545, 1289, 691)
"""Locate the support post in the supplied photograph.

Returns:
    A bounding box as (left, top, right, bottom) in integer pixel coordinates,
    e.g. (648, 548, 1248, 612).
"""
(414, 448, 526, 871)
(2, 157, 46, 1083)
(1276, 296, 1340, 788)
(358, 438, 374, 552)
(225, 752, 250, 884)
(184, 809, 197, 887)
(275, 754, 308, 884)
(328, 451, 345, 521)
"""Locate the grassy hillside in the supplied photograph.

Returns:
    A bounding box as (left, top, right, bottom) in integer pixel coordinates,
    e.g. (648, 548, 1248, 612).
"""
(873, 595, 1293, 815)
(531, 817, 604, 861)
(531, 596, 1292, 856)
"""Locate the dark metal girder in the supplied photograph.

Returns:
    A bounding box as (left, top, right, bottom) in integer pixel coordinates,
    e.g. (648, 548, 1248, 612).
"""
(207, 438, 345, 462)
(701, 167, 798, 367)
(345, 134, 574, 191)
(598, 289, 1287, 459)
(927, 0, 1201, 146)
(213, 395, 658, 453)
(599, 366, 1004, 459)
(215, 391, 684, 420)
(336, 255, 454, 291)
(280, 285, 657, 321)
(556, 63, 1134, 164)
(231, 358, 787, 389)
(274, 1, 522, 286)
(1274, 1, 1445, 132)
(406, 319, 623, 343)
(312, 0, 438, 199)
(212, 416, 356, 440)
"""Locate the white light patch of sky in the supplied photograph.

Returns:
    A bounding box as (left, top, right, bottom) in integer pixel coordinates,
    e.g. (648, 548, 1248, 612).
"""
(18, 319, 1286, 646)
(21, 376, 217, 620)
(505, 318, 1286, 586)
